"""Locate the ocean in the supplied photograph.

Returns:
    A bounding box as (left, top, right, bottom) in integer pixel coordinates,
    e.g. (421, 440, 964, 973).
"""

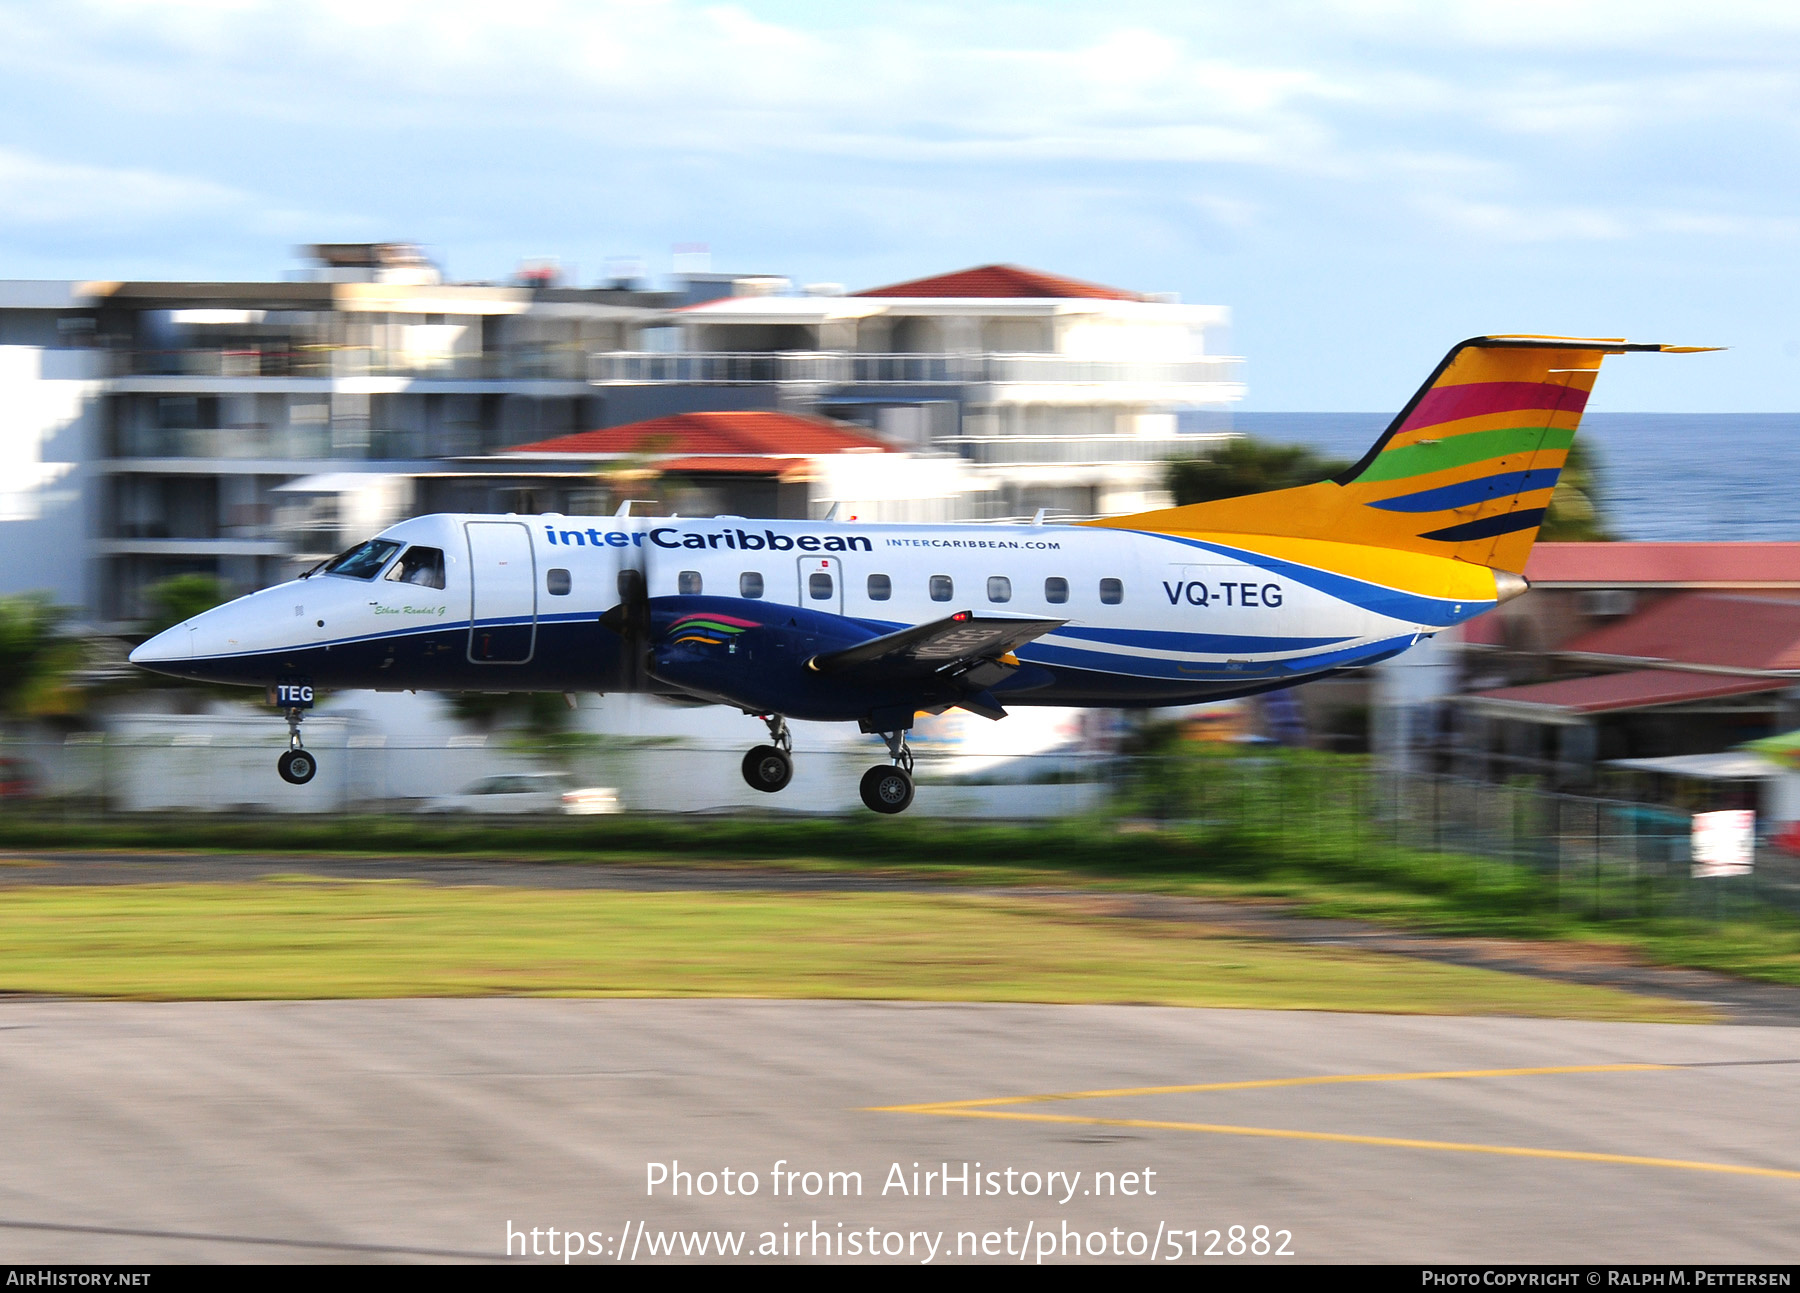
(1231, 412, 1800, 543)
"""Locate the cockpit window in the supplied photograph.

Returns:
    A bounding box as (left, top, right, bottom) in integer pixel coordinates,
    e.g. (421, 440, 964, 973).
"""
(322, 539, 403, 580)
(385, 545, 447, 590)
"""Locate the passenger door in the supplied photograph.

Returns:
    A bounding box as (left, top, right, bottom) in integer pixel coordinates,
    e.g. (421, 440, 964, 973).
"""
(466, 521, 537, 663)
(798, 555, 843, 615)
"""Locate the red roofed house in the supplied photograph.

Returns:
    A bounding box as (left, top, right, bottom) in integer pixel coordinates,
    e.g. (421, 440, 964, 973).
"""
(1439, 544, 1800, 788)
(499, 409, 977, 522)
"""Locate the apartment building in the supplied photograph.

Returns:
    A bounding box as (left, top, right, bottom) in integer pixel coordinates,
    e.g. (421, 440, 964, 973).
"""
(631, 263, 1243, 517)
(0, 249, 1243, 627)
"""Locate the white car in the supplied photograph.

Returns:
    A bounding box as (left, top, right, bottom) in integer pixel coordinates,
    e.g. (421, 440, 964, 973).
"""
(418, 772, 621, 815)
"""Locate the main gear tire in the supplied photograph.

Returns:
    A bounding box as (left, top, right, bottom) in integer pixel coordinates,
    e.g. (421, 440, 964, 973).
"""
(859, 764, 914, 814)
(742, 745, 794, 793)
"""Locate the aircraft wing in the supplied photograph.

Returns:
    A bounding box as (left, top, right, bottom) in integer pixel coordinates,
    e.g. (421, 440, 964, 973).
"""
(809, 611, 1064, 681)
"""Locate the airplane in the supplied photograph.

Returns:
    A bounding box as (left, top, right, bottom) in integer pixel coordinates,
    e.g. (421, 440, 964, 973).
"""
(128, 335, 1708, 813)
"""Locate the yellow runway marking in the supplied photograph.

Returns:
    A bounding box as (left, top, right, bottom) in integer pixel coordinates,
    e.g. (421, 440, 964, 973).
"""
(869, 1063, 1675, 1113)
(870, 1062, 1800, 1182)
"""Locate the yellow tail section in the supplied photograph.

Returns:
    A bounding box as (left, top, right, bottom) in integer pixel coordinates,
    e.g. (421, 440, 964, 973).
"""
(1086, 336, 1712, 575)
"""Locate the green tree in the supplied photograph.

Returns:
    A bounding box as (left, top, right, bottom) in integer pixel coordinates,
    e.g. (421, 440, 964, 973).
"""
(144, 574, 228, 634)
(131, 574, 239, 707)
(1166, 438, 1352, 506)
(1538, 438, 1616, 541)
(0, 594, 82, 725)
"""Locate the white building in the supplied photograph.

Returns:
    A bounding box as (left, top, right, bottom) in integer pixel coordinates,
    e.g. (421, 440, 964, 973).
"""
(620, 263, 1243, 517)
(0, 252, 1243, 627)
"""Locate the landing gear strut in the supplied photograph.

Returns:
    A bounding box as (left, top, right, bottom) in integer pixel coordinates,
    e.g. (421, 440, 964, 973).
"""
(277, 706, 317, 785)
(859, 730, 914, 814)
(741, 714, 794, 793)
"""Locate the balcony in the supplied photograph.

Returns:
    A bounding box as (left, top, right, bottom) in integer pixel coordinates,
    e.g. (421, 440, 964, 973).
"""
(110, 427, 428, 462)
(935, 432, 1235, 466)
(108, 346, 593, 382)
(588, 350, 1244, 396)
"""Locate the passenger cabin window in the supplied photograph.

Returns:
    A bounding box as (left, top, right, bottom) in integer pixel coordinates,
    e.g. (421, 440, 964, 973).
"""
(678, 570, 703, 595)
(740, 572, 764, 599)
(929, 575, 953, 602)
(867, 574, 892, 601)
(385, 545, 447, 590)
(987, 576, 1011, 603)
(1099, 578, 1124, 605)
(809, 572, 834, 600)
(323, 538, 402, 580)
(545, 568, 572, 596)
(1045, 577, 1069, 604)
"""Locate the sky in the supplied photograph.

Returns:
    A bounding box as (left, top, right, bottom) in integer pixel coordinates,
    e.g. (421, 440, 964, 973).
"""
(0, 0, 1796, 411)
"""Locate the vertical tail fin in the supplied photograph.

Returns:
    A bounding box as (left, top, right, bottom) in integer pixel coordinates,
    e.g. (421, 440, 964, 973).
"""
(1089, 336, 1714, 573)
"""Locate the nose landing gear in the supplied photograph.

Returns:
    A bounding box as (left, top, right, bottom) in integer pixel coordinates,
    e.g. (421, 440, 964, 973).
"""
(859, 730, 914, 814)
(277, 706, 316, 785)
(741, 713, 794, 793)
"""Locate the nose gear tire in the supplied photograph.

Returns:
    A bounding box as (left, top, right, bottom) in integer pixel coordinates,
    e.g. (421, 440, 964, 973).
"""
(859, 765, 914, 814)
(278, 750, 317, 785)
(742, 745, 794, 793)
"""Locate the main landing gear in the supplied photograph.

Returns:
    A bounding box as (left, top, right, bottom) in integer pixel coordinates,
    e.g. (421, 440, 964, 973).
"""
(859, 731, 914, 815)
(741, 714, 794, 793)
(277, 706, 316, 785)
(739, 715, 917, 813)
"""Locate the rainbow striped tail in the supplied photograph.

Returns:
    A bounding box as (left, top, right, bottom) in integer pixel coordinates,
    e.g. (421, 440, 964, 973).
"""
(1090, 336, 1714, 574)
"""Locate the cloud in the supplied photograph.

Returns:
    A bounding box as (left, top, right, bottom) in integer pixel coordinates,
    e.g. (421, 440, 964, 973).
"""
(0, 146, 250, 225)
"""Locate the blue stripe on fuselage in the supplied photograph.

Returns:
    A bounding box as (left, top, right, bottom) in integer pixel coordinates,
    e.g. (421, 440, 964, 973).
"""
(1019, 633, 1418, 681)
(1050, 625, 1352, 654)
(1136, 532, 1487, 625)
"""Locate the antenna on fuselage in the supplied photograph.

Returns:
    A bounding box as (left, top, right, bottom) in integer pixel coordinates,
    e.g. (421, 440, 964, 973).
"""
(615, 500, 631, 518)
(1031, 508, 1047, 526)
(822, 502, 840, 522)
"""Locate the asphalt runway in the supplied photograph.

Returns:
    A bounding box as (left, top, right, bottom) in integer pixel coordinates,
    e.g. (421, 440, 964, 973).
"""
(1, 1000, 1797, 1264)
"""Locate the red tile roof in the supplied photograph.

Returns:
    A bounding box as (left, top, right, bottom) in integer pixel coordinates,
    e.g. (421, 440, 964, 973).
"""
(853, 264, 1144, 301)
(657, 456, 808, 479)
(509, 411, 890, 458)
(1467, 669, 1787, 715)
(1558, 592, 1800, 672)
(1524, 543, 1800, 587)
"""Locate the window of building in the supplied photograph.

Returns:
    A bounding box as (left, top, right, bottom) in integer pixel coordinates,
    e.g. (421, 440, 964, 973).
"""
(385, 545, 447, 590)
(678, 570, 702, 595)
(544, 567, 571, 596)
(1044, 577, 1069, 604)
(809, 572, 834, 600)
(1099, 578, 1123, 605)
(739, 572, 764, 599)
(867, 573, 892, 601)
(929, 575, 953, 602)
(987, 576, 1011, 603)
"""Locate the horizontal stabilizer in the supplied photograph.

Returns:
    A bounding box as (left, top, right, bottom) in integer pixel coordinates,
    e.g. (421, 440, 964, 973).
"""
(809, 611, 1064, 680)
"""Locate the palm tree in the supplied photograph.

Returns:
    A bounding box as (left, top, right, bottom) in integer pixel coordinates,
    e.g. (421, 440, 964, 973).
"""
(1538, 439, 1617, 541)
(1167, 435, 1617, 541)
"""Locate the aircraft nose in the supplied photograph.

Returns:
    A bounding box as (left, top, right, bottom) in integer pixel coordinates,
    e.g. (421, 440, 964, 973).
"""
(128, 624, 192, 665)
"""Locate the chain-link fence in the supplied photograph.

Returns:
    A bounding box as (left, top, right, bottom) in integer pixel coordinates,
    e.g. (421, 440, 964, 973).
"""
(1114, 752, 1797, 917)
(0, 730, 1108, 821)
(3, 731, 1794, 917)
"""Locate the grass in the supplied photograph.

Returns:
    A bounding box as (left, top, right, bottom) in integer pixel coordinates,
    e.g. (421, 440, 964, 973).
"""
(0, 879, 1711, 1020)
(6, 805, 1800, 986)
